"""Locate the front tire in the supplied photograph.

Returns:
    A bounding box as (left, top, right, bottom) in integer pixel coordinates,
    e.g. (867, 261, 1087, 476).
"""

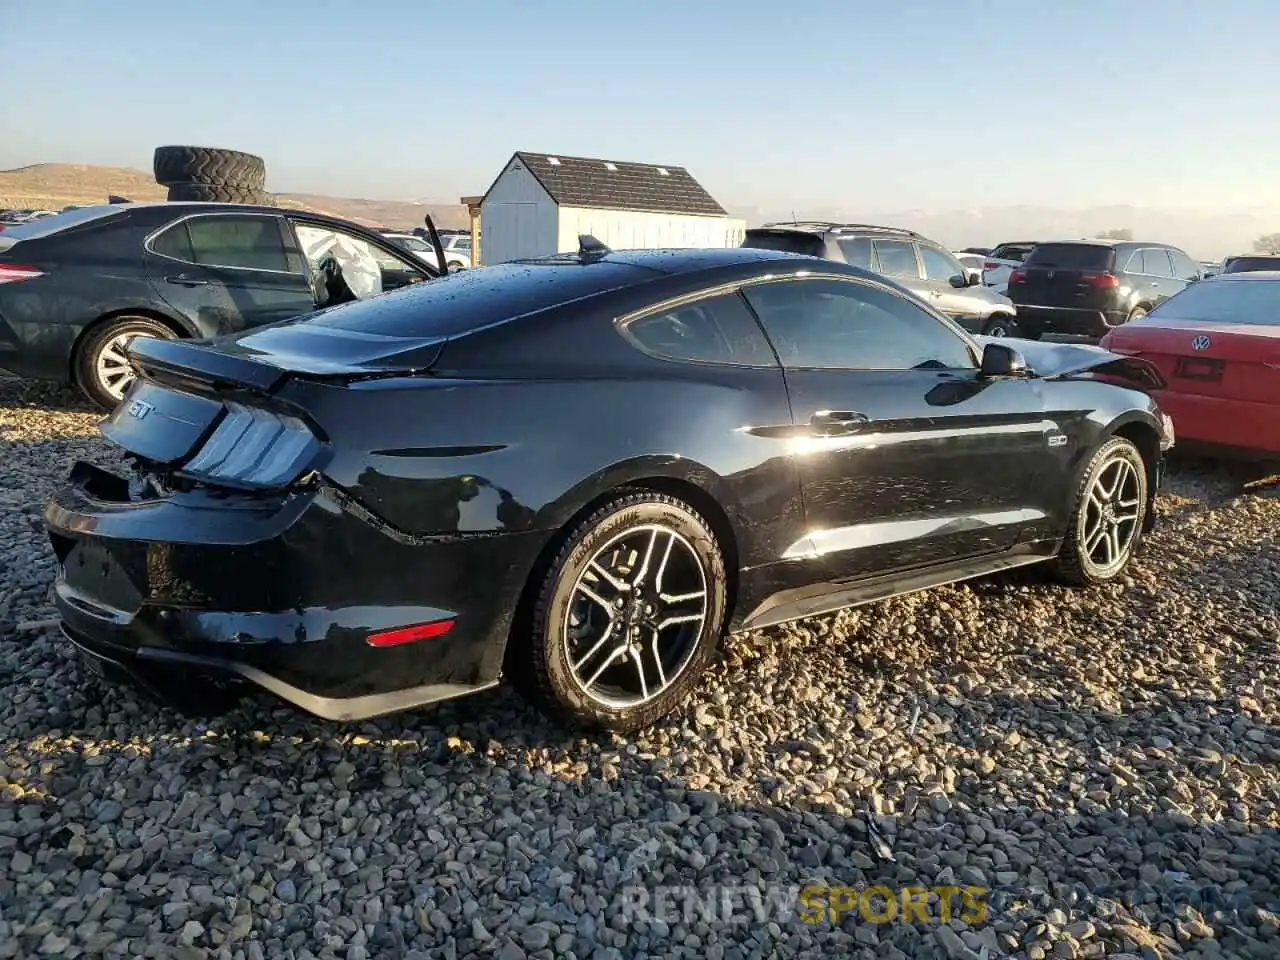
(75, 317, 177, 409)
(1127, 305, 1149, 323)
(1053, 437, 1148, 586)
(525, 491, 727, 732)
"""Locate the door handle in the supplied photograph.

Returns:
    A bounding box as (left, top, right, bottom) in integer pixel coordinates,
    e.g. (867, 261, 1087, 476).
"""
(810, 410, 869, 435)
(165, 275, 208, 287)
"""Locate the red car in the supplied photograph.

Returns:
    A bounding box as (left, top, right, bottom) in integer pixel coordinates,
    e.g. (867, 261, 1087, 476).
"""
(1099, 271, 1280, 459)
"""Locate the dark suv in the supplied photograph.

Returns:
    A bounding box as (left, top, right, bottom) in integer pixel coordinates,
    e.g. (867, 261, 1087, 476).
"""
(1006, 240, 1201, 340)
(741, 222, 1019, 336)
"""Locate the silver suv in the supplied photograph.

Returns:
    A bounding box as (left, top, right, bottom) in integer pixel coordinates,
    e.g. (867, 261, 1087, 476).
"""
(742, 222, 1021, 337)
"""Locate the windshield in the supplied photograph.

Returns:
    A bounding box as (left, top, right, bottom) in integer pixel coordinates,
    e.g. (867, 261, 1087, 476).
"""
(1146, 277, 1280, 325)
(0, 205, 122, 239)
(1024, 243, 1114, 270)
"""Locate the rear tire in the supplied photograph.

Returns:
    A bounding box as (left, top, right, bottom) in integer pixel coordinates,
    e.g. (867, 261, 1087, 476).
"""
(982, 315, 1017, 337)
(153, 145, 266, 189)
(523, 491, 727, 732)
(75, 316, 178, 409)
(1052, 437, 1148, 586)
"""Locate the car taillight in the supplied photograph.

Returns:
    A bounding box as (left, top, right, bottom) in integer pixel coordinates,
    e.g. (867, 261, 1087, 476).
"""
(179, 402, 321, 490)
(0, 264, 46, 284)
(367, 619, 455, 647)
(984, 261, 998, 271)
(1081, 273, 1119, 289)
(1008, 269, 1026, 284)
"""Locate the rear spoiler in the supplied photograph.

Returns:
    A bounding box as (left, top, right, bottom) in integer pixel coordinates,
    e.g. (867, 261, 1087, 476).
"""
(129, 337, 287, 394)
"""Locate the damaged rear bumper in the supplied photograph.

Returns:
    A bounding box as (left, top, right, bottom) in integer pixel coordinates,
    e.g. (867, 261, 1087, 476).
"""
(44, 461, 541, 721)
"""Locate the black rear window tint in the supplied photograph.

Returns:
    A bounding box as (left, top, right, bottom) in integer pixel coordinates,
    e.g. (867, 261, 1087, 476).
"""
(1024, 244, 1115, 271)
(300, 259, 657, 338)
(623, 291, 775, 366)
(741, 230, 825, 258)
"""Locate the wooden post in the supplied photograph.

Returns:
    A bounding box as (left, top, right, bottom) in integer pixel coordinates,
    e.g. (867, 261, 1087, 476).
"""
(461, 195, 483, 267)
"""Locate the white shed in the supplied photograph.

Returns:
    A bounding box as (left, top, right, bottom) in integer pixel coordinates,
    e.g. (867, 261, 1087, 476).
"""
(478, 151, 745, 265)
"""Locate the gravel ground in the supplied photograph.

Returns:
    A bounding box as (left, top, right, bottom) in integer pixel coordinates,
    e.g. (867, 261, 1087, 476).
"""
(1, 378, 1278, 960)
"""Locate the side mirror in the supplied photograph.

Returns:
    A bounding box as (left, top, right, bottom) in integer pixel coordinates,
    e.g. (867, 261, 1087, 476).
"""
(949, 273, 967, 288)
(980, 342, 1029, 378)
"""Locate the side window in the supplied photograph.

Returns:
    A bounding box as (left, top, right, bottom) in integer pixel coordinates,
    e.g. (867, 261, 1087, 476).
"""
(1170, 250, 1200, 281)
(836, 237, 873, 269)
(742, 278, 975, 371)
(872, 239, 919, 278)
(1143, 249, 1174, 277)
(920, 245, 964, 282)
(185, 215, 290, 272)
(624, 292, 775, 366)
(150, 220, 193, 261)
(293, 222, 427, 302)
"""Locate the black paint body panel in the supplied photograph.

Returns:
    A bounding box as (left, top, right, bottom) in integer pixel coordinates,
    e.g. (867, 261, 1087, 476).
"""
(42, 248, 1169, 719)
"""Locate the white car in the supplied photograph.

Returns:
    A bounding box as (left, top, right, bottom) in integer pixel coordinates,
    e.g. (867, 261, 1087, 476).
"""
(977, 242, 1037, 294)
(382, 232, 472, 271)
(439, 233, 473, 269)
(953, 252, 986, 285)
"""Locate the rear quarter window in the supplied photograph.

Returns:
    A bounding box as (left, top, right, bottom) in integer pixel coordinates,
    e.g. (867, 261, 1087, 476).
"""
(621, 291, 776, 366)
(1024, 244, 1115, 271)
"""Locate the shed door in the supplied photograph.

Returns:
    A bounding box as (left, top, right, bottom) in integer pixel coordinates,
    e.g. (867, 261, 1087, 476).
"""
(486, 202, 541, 263)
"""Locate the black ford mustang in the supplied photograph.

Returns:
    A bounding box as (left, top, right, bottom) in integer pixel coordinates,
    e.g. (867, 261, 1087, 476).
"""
(44, 245, 1172, 731)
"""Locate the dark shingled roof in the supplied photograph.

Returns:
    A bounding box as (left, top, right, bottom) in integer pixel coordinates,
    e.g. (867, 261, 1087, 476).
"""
(490, 152, 728, 218)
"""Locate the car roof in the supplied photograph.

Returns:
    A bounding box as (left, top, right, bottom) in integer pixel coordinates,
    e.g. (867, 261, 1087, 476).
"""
(753, 221, 926, 240)
(512, 246, 811, 274)
(1035, 238, 1176, 249)
(1207, 269, 1280, 281)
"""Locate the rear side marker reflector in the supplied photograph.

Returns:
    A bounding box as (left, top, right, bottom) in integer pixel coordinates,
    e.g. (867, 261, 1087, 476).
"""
(0, 265, 45, 283)
(367, 619, 455, 647)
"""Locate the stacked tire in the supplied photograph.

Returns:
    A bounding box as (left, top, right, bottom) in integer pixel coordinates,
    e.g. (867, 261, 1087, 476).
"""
(154, 146, 273, 205)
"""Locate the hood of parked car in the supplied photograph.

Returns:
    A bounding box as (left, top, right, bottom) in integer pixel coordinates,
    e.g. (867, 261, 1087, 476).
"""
(973, 335, 1166, 390)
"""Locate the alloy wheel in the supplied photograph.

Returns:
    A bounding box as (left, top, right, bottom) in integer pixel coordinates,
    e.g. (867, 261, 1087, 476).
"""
(563, 524, 709, 710)
(95, 331, 158, 401)
(1081, 455, 1142, 573)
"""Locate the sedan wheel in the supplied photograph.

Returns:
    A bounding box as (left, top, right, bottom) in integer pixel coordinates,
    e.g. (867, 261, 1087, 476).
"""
(1053, 437, 1148, 585)
(76, 317, 176, 409)
(524, 492, 727, 731)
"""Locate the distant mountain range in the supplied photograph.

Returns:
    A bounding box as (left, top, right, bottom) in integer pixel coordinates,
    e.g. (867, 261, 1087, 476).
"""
(0, 164, 468, 230)
(3, 163, 1273, 260)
